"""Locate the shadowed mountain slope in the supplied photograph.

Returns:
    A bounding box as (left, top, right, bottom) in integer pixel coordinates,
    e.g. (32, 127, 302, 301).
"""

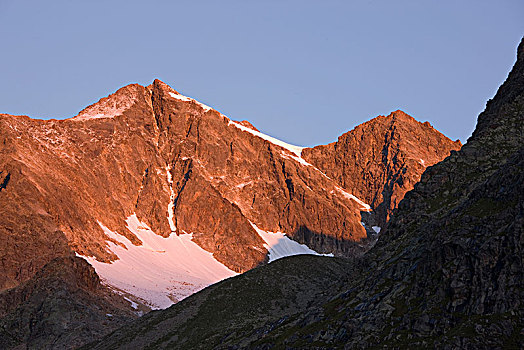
(83, 255, 360, 350)
(0, 257, 136, 350)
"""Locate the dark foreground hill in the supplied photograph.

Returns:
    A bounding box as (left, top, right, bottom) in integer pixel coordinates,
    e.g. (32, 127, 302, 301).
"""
(83, 255, 361, 349)
(0, 257, 136, 349)
(88, 38, 524, 349)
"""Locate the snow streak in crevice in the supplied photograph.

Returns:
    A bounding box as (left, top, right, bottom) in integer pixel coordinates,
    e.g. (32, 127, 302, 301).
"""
(165, 165, 177, 233)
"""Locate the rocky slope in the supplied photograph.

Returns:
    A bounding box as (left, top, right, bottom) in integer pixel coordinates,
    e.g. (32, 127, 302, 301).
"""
(90, 38, 524, 349)
(0, 257, 136, 349)
(302, 110, 462, 227)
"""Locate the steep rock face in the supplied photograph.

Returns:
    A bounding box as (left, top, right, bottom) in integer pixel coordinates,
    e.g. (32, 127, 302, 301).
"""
(0, 79, 368, 301)
(302, 110, 462, 226)
(147, 80, 368, 265)
(0, 84, 162, 291)
(0, 257, 136, 350)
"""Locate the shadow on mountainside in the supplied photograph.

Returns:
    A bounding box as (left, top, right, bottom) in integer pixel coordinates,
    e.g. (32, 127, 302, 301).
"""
(291, 225, 375, 258)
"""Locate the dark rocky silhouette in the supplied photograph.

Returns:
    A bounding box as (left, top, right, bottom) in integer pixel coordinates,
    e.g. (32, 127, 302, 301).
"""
(0, 257, 136, 349)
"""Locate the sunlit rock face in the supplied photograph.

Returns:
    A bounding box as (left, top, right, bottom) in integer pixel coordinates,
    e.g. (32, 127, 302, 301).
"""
(0, 79, 364, 295)
(303, 109, 462, 227)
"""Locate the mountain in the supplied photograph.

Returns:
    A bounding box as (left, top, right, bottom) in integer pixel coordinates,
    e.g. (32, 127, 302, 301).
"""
(0, 80, 362, 308)
(302, 110, 462, 227)
(0, 77, 458, 311)
(88, 38, 524, 349)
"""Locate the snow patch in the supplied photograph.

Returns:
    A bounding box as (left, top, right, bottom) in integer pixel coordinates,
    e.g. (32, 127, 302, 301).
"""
(279, 150, 312, 167)
(235, 181, 253, 189)
(228, 120, 304, 157)
(168, 92, 212, 112)
(165, 166, 177, 233)
(250, 223, 333, 262)
(372, 226, 381, 234)
(78, 215, 238, 309)
(333, 186, 371, 211)
(123, 296, 139, 310)
(72, 95, 136, 121)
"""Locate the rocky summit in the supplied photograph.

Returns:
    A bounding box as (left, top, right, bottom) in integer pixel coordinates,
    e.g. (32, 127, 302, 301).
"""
(303, 110, 462, 227)
(87, 38, 524, 349)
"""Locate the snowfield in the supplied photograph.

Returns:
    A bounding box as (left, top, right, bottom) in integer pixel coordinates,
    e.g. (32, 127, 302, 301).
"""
(168, 91, 212, 112)
(228, 120, 304, 157)
(78, 215, 334, 309)
(79, 215, 238, 309)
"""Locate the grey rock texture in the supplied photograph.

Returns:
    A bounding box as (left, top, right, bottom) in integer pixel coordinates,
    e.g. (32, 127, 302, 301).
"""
(252, 36, 524, 350)
(0, 257, 136, 349)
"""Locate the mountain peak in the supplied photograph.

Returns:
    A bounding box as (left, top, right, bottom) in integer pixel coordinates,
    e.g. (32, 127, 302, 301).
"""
(150, 79, 181, 95)
(302, 110, 462, 226)
(389, 109, 412, 119)
(71, 79, 198, 123)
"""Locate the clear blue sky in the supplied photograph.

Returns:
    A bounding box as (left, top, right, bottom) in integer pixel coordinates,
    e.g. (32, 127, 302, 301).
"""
(0, 1, 522, 146)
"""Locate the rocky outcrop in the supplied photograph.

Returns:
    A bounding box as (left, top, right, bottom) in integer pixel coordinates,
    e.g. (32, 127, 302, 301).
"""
(0, 257, 136, 349)
(303, 110, 462, 226)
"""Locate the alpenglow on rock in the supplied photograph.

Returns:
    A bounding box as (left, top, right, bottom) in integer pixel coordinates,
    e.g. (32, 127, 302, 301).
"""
(0, 79, 459, 309)
(302, 110, 462, 227)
